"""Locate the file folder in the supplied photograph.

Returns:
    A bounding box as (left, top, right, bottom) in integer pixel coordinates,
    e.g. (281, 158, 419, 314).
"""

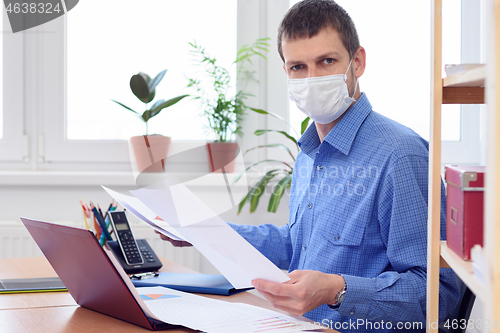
(131, 272, 253, 296)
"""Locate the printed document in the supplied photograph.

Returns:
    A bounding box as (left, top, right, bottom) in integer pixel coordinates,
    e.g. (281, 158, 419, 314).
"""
(129, 179, 290, 289)
(102, 186, 184, 241)
(138, 286, 317, 332)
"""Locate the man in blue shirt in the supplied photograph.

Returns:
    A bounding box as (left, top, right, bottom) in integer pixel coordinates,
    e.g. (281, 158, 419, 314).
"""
(159, 0, 459, 331)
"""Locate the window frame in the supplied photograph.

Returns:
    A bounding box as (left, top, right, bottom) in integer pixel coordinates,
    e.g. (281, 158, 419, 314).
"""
(441, 0, 481, 167)
(0, 9, 24, 165)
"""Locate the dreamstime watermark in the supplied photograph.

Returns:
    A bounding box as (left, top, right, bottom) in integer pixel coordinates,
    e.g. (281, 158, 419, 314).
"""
(3, 0, 79, 33)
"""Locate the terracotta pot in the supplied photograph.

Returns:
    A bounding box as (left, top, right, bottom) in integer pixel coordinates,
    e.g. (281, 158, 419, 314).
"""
(129, 135, 171, 173)
(206, 142, 239, 173)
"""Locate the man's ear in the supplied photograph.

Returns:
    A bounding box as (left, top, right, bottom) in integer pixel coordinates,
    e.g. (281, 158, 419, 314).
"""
(353, 46, 366, 79)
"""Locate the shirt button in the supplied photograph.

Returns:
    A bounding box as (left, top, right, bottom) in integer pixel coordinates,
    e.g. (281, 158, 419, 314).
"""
(350, 309, 355, 315)
(302, 245, 307, 251)
(307, 203, 312, 209)
(334, 234, 340, 241)
(317, 165, 323, 171)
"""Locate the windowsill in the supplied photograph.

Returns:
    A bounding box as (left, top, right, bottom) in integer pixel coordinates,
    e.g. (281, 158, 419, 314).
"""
(0, 170, 252, 187)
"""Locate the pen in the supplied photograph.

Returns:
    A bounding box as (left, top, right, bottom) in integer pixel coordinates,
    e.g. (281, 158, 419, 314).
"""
(99, 201, 118, 246)
(98, 205, 105, 221)
(90, 202, 112, 241)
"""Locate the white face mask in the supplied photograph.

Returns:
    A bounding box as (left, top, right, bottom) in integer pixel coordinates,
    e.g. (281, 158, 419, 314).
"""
(288, 60, 357, 124)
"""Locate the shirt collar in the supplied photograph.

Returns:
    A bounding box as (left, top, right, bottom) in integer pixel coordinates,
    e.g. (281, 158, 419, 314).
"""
(298, 93, 372, 158)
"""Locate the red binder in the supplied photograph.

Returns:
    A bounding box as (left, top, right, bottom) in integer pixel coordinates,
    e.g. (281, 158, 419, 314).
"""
(445, 165, 485, 260)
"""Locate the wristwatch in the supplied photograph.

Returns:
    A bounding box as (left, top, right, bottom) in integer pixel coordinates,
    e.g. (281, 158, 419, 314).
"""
(327, 281, 347, 309)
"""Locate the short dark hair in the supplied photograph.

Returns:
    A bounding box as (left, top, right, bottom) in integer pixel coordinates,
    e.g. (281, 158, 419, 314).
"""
(277, 0, 360, 62)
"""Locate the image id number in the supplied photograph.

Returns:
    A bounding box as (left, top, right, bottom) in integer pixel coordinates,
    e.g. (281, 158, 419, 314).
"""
(6, 2, 62, 14)
(444, 319, 498, 330)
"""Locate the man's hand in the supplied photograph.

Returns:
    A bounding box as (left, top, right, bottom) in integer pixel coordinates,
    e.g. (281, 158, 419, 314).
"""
(252, 270, 345, 316)
(154, 230, 192, 247)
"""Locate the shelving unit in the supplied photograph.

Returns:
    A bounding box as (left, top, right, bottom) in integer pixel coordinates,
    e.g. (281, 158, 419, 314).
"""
(427, 0, 500, 331)
(442, 65, 485, 104)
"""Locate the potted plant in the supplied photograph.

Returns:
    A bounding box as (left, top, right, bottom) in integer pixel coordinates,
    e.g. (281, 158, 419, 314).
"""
(112, 69, 188, 172)
(186, 38, 269, 173)
(235, 109, 310, 213)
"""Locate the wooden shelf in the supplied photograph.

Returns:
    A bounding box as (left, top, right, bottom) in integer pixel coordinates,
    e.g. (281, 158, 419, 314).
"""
(440, 241, 485, 301)
(442, 65, 485, 104)
(443, 64, 485, 87)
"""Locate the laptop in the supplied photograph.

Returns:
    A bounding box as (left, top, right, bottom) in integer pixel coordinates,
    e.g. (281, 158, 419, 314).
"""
(20, 217, 182, 331)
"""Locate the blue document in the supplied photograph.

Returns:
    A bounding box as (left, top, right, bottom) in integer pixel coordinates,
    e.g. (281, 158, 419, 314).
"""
(131, 273, 253, 296)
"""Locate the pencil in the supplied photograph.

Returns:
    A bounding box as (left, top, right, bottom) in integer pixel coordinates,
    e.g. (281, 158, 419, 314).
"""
(93, 214, 101, 240)
(80, 200, 90, 230)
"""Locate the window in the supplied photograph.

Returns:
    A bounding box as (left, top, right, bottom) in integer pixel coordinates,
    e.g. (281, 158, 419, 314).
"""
(66, 0, 237, 142)
(37, 0, 270, 170)
(0, 9, 3, 140)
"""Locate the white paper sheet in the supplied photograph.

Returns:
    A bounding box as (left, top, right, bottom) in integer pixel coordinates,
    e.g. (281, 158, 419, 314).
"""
(137, 286, 314, 332)
(101, 186, 184, 241)
(129, 179, 290, 289)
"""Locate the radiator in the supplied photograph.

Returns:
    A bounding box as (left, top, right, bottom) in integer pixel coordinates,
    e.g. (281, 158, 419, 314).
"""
(0, 221, 213, 274)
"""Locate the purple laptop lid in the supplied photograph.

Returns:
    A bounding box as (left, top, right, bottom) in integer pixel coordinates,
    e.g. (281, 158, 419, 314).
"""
(20, 217, 177, 331)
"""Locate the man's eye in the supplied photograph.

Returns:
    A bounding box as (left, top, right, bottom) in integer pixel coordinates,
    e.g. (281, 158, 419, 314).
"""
(324, 58, 335, 64)
(291, 64, 303, 71)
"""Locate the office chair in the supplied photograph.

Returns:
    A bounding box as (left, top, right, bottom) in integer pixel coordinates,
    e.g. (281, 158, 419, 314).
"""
(438, 277, 476, 333)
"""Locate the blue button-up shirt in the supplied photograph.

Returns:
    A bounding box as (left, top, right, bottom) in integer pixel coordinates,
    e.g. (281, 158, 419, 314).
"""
(230, 93, 459, 332)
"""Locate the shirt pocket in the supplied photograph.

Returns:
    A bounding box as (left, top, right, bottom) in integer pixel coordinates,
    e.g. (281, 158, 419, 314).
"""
(317, 215, 367, 246)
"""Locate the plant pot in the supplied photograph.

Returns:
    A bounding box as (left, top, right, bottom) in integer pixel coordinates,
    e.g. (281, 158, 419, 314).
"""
(129, 135, 171, 173)
(206, 142, 239, 173)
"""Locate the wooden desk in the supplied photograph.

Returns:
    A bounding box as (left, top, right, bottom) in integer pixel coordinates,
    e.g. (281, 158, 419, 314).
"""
(0, 257, 335, 333)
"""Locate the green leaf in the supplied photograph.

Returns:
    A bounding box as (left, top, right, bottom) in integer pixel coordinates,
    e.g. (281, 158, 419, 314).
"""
(141, 110, 153, 123)
(254, 129, 298, 148)
(111, 100, 139, 114)
(148, 69, 167, 92)
(130, 73, 151, 103)
(249, 170, 279, 213)
(149, 99, 165, 112)
(301, 117, 310, 135)
(244, 143, 295, 161)
(249, 108, 285, 121)
(268, 174, 292, 213)
(249, 108, 299, 138)
(237, 169, 282, 214)
(149, 94, 189, 118)
(237, 191, 251, 215)
(239, 159, 293, 176)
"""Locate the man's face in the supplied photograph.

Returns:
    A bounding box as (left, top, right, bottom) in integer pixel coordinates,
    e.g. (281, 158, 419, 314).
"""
(282, 26, 358, 97)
